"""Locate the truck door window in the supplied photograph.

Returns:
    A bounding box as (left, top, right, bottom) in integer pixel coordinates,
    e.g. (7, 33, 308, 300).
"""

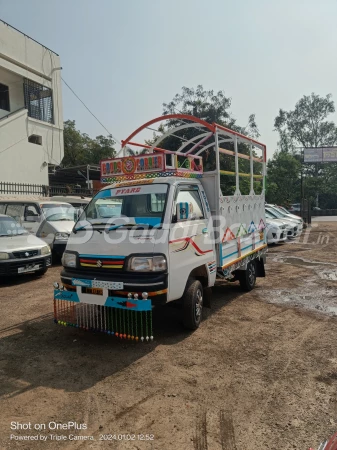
(175, 186, 204, 221)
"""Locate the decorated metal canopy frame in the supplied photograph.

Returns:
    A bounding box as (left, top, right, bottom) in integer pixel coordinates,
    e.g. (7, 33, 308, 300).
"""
(100, 114, 267, 197)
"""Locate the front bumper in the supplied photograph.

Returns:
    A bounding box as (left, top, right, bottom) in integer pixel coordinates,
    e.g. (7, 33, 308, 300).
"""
(267, 229, 287, 244)
(0, 254, 52, 276)
(60, 268, 168, 306)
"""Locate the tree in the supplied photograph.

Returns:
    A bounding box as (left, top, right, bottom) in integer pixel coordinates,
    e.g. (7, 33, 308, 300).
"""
(274, 93, 337, 208)
(275, 93, 337, 151)
(62, 120, 116, 167)
(266, 152, 301, 205)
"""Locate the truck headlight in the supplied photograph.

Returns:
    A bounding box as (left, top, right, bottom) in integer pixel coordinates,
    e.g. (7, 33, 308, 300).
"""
(127, 255, 167, 272)
(41, 245, 51, 255)
(62, 252, 77, 268)
(55, 232, 69, 240)
(0, 252, 9, 260)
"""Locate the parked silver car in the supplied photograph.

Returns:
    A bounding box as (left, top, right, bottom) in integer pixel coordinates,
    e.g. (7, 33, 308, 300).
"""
(0, 200, 75, 257)
(0, 215, 52, 277)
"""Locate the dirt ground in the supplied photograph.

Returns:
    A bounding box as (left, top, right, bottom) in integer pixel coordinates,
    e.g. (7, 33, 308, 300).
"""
(1, 221, 337, 450)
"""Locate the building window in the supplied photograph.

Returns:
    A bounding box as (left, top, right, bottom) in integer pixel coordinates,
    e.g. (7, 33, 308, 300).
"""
(23, 78, 54, 124)
(0, 84, 10, 111)
(28, 135, 42, 145)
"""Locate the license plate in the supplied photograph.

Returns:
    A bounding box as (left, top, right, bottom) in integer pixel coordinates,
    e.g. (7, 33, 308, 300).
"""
(83, 287, 103, 296)
(18, 264, 40, 274)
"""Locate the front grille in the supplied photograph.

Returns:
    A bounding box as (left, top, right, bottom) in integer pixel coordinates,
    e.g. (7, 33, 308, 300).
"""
(79, 255, 126, 272)
(280, 232, 284, 239)
(12, 250, 38, 259)
(287, 231, 293, 236)
(0, 258, 45, 276)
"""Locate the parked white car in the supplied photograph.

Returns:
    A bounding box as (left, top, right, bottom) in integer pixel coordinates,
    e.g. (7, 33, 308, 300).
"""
(265, 207, 302, 237)
(265, 210, 297, 240)
(265, 216, 287, 244)
(0, 200, 76, 257)
(0, 214, 51, 277)
(266, 204, 303, 223)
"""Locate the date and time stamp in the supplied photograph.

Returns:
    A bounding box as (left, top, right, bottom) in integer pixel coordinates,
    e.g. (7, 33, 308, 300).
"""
(8, 422, 155, 443)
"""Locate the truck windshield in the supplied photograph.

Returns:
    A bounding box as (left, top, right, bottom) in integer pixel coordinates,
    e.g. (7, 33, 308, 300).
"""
(0, 217, 28, 236)
(41, 204, 75, 222)
(83, 184, 168, 226)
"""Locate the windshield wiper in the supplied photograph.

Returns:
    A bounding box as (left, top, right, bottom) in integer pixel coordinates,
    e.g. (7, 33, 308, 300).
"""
(107, 223, 160, 231)
(73, 223, 104, 234)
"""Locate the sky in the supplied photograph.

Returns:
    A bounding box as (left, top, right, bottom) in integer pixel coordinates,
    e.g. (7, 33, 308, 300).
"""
(1, 0, 337, 158)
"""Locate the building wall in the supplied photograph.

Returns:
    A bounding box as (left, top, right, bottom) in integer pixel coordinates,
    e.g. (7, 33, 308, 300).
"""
(0, 67, 24, 119)
(0, 20, 64, 185)
(0, 109, 63, 184)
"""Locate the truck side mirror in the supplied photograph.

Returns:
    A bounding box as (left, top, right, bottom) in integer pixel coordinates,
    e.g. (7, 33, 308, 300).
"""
(176, 202, 193, 221)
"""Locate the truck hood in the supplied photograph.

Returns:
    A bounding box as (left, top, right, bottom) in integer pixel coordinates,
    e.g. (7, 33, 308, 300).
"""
(66, 226, 165, 257)
(0, 234, 48, 252)
(47, 221, 75, 233)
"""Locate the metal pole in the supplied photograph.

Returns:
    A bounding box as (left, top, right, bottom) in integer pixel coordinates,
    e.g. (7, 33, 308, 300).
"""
(249, 142, 254, 194)
(214, 129, 221, 208)
(87, 165, 90, 190)
(234, 136, 239, 194)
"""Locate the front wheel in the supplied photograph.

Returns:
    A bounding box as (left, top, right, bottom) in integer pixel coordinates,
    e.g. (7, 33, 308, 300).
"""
(182, 279, 203, 330)
(239, 260, 256, 291)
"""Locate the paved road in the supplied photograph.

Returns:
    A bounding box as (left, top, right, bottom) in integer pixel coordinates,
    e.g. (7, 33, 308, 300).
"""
(312, 216, 337, 221)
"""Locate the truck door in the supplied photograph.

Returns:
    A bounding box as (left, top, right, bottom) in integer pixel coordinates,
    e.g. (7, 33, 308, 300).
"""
(168, 184, 216, 301)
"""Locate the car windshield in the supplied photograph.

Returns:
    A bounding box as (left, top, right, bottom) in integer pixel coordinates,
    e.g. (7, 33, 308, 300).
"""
(0, 217, 28, 236)
(82, 184, 168, 227)
(41, 204, 75, 222)
(265, 211, 274, 219)
(278, 206, 290, 214)
(268, 207, 286, 218)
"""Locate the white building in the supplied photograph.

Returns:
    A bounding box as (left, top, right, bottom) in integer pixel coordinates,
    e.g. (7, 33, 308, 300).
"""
(0, 20, 63, 186)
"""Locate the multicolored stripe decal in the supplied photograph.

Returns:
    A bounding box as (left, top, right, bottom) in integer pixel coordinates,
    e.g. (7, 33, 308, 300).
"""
(169, 237, 213, 256)
(79, 254, 126, 269)
(221, 244, 267, 269)
(207, 260, 217, 274)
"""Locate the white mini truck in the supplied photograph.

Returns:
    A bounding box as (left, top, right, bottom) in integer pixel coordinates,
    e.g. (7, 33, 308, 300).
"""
(54, 114, 267, 341)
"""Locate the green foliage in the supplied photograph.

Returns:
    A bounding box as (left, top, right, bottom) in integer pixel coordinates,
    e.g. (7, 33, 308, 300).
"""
(275, 93, 337, 149)
(266, 152, 301, 205)
(62, 120, 116, 167)
(273, 93, 337, 208)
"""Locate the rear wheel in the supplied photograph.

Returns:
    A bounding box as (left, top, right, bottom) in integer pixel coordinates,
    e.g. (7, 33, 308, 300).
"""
(182, 279, 203, 330)
(239, 260, 256, 291)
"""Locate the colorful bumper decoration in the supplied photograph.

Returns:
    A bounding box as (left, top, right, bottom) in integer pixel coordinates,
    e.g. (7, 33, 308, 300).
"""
(53, 285, 153, 342)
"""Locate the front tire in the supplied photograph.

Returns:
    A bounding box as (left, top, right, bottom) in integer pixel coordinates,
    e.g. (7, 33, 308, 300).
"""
(239, 260, 256, 291)
(182, 279, 203, 330)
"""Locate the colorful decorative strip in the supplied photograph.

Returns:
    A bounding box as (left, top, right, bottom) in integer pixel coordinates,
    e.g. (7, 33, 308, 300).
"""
(101, 171, 203, 184)
(53, 297, 153, 342)
(79, 254, 126, 270)
(221, 243, 267, 269)
(207, 260, 217, 274)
